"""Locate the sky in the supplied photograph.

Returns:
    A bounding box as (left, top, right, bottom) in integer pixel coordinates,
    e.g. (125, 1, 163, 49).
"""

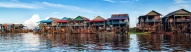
(0, 0, 191, 29)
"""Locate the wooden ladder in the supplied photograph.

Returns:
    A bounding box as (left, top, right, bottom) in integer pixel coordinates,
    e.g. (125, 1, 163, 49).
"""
(181, 23, 189, 32)
(67, 24, 74, 31)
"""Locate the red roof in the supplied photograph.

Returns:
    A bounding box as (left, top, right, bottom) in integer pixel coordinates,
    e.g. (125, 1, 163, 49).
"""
(57, 20, 68, 23)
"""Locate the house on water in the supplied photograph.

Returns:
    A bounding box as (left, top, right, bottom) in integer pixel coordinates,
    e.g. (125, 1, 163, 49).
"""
(56, 17, 69, 33)
(57, 17, 68, 27)
(69, 16, 90, 33)
(106, 14, 129, 33)
(90, 16, 106, 33)
(39, 17, 60, 33)
(1, 24, 26, 33)
(137, 10, 162, 32)
(162, 9, 191, 33)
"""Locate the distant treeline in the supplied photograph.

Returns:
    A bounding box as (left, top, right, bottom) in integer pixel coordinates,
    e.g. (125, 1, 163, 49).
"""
(129, 27, 137, 33)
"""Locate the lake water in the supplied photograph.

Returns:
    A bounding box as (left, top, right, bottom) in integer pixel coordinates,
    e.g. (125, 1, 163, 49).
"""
(0, 33, 191, 52)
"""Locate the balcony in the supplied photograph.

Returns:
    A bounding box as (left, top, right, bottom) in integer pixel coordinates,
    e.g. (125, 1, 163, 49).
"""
(93, 23, 104, 25)
(167, 19, 190, 22)
(58, 24, 67, 26)
(145, 19, 160, 22)
(107, 21, 127, 25)
(175, 19, 190, 22)
(69, 23, 87, 26)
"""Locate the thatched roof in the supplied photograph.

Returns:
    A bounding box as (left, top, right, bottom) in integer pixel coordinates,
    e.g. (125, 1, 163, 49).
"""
(163, 9, 191, 18)
(91, 16, 105, 22)
(146, 10, 161, 16)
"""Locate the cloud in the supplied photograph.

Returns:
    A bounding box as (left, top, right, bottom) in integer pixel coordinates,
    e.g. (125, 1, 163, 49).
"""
(134, 0, 139, 1)
(104, 0, 137, 3)
(168, 4, 189, 12)
(42, 2, 99, 14)
(104, 0, 115, 3)
(52, 12, 60, 14)
(173, 0, 190, 11)
(174, 0, 191, 3)
(44, 17, 51, 20)
(10, 0, 19, 2)
(180, 4, 189, 8)
(50, 12, 60, 17)
(0, 2, 41, 9)
(174, 0, 184, 3)
(23, 14, 41, 29)
(0, 1, 102, 14)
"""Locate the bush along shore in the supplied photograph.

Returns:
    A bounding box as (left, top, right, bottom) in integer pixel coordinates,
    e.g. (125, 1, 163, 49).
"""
(129, 27, 150, 34)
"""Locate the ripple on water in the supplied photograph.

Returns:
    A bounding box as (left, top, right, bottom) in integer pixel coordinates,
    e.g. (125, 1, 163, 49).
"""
(0, 33, 191, 52)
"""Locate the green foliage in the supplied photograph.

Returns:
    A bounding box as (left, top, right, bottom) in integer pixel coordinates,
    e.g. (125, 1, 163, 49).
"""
(129, 27, 150, 34)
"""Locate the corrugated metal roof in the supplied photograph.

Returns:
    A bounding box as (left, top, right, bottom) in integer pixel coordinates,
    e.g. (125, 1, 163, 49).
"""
(40, 20, 52, 23)
(67, 18, 73, 20)
(111, 14, 129, 18)
(48, 17, 60, 21)
(146, 10, 161, 16)
(108, 14, 129, 20)
(81, 16, 90, 21)
(138, 10, 161, 19)
(57, 20, 68, 23)
(91, 16, 105, 22)
(107, 18, 128, 20)
(163, 9, 191, 18)
(62, 17, 68, 20)
(138, 15, 145, 19)
(74, 16, 84, 20)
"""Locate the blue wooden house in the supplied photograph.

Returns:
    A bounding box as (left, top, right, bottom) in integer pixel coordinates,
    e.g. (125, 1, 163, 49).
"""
(107, 14, 129, 27)
(106, 14, 129, 33)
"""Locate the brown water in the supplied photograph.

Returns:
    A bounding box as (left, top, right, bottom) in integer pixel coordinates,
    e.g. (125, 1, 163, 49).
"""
(0, 33, 191, 52)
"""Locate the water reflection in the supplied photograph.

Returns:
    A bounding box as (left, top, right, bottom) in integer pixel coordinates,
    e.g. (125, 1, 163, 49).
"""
(0, 33, 191, 52)
(39, 33, 130, 52)
(137, 34, 191, 52)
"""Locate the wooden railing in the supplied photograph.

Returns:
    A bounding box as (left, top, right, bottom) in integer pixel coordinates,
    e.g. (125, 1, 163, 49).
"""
(175, 19, 190, 22)
(145, 19, 160, 22)
(107, 22, 127, 24)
